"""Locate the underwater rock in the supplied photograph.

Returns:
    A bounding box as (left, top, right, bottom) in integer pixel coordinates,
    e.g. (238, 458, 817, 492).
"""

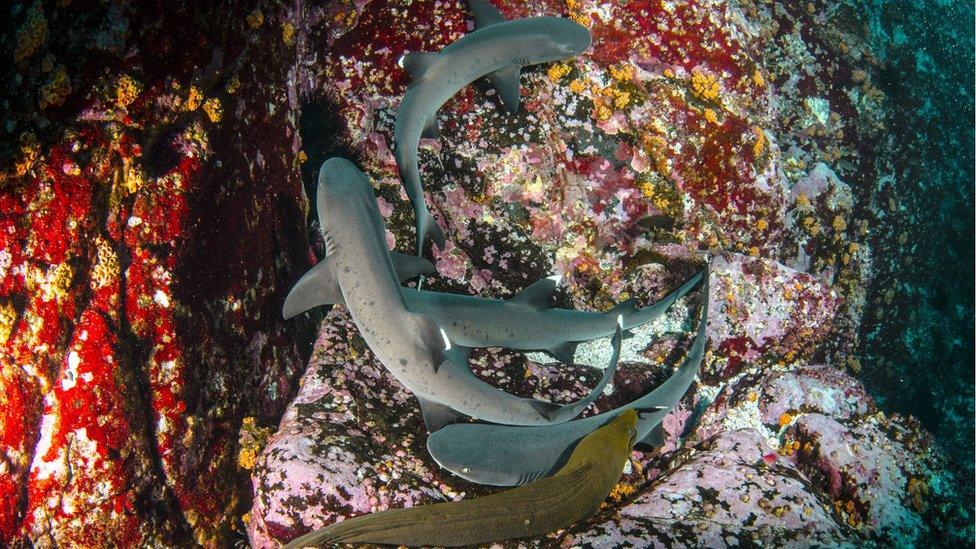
(704, 253, 840, 381)
(251, 312, 969, 547)
(0, 3, 314, 546)
(572, 428, 858, 548)
(248, 306, 653, 548)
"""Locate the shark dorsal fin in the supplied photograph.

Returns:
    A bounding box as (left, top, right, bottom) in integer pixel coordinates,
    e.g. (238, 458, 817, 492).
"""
(402, 51, 440, 82)
(281, 255, 345, 319)
(509, 275, 560, 309)
(609, 297, 638, 318)
(418, 396, 464, 432)
(486, 66, 522, 114)
(468, 0, 506, 28)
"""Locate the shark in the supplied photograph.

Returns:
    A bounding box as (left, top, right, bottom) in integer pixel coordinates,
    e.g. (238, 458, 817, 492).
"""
(402, 270, 703, 365)
(282, 157, 620, 432)
(282, 410, 641, 549)
(393, 0, 592, 253)
(425, 272, 709, 486)
(287, 258, 701, 365)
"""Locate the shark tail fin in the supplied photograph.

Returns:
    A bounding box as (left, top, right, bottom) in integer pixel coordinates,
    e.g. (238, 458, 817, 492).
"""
(416, 209, 446, 254)
(402, 51, 440, 83)
(545, 319, 624, 423)
(619, 270, 704, 330)
(282, 255, 345, 319)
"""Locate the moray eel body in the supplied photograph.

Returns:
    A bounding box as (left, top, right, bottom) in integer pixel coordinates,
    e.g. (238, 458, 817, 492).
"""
(283, 409, 639, 548)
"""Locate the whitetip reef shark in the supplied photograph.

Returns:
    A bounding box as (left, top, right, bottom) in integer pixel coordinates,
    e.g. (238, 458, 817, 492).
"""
(393, 0, 592, 254)
(288, 259, 702, 366)
(402, 270, 703, 365)
(426, 272, 708, 486)
(282, 158, 620, 432)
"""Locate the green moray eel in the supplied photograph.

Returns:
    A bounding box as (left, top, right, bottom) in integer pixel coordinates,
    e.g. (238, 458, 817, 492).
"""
(282, 409, 640, 548)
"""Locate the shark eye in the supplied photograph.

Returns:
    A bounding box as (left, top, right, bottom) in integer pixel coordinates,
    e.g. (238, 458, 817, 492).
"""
(461, 467, 470, 474)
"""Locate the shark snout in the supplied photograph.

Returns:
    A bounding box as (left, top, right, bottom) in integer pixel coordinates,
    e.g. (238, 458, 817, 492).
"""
(555, 19, 592, 55)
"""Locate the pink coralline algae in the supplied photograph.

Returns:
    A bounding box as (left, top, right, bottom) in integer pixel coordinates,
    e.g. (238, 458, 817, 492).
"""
(705, 253, 840, 381)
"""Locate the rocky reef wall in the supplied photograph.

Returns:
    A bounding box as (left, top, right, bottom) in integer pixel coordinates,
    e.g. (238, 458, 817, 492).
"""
(0, 0, 971, 547)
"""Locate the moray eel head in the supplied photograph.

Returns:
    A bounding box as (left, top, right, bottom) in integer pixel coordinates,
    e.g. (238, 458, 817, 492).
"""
(573, 409, 640, 465)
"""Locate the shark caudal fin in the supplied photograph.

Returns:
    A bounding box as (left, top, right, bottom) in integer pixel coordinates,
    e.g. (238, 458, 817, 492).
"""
(416, 210, 446, 254)
(536, 317, 624, 422)
(282, 255, 345, 319)
(619, 270, 705, 331)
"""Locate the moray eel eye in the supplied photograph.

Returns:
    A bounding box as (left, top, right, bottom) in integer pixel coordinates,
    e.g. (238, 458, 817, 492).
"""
(627, 428, 636, 442)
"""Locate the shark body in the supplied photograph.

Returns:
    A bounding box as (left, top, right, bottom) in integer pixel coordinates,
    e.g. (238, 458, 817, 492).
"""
(402, 271, 702, 364)
(393, 0, 591, 253)
(283, 158, 619, 432)
(426, 273, 709, 486)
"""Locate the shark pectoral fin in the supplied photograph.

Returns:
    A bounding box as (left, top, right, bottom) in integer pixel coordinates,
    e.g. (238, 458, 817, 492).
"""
(417, 210, 447, 252)
(468, 0, 506, 28)
(421, 116, 441, 139)
(545, 341, 579, 364)
(444, 346, 472, 373)
(418, 397, 464, 432)
(635, 423, 666, 450)
(408, 312, 451, 371)
(282, 256, 344, 319)
(402, 51, 440, 82)
(530, 399, 562, 421)
(509, 274, 560, 309)
(390, 251, 438, 282)
(487, 66, 522, 114)
(545, 326, 623, 422)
